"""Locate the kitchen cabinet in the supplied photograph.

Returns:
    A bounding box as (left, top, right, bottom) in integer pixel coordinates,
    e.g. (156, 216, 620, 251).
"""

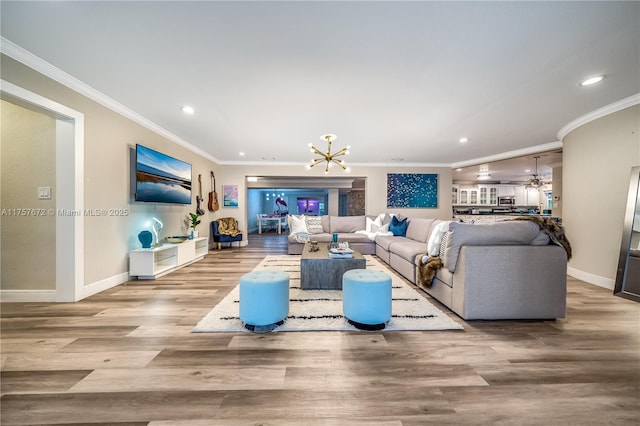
(478, 185, 498, 205)
(454, 185, 506, 206)
(460, 188, 479, 206)
(526, 188, 541, 207)
(489, 187, 498, 205)
(498, 186, 516, 197)
(459, 188, 468, 205)
(514, 186, 526, 205)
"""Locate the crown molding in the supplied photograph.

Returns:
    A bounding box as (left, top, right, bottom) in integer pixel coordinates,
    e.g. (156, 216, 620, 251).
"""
(0, 37, 218, 163)
(451, 141, 563, 169)
(557, 93, 640, 141)
(221, 160, 451, 168)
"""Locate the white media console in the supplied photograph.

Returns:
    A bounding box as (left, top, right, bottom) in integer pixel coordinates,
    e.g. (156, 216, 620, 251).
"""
(129, 237, 208, 279)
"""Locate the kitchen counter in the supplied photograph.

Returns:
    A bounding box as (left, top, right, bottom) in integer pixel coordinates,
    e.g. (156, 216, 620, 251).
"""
(453, 213, 561, 223)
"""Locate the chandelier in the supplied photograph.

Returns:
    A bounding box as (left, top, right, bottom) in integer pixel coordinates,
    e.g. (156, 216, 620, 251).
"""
(306, 134, 351, 173)
(526, 156, 544, 188)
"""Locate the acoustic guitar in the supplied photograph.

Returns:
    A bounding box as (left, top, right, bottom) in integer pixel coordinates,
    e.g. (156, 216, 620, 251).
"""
(195, 174, 205, 216)
(209, 171, 220, 212)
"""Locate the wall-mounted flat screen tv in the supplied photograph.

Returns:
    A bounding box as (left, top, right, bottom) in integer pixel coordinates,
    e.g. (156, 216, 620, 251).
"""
(135, 144, 192, 204)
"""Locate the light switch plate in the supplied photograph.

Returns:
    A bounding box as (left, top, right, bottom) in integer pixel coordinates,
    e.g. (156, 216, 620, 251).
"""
(38, 186, 51, 200)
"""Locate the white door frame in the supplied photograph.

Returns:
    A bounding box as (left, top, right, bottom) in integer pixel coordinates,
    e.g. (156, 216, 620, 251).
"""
(1, 80, 84, 302)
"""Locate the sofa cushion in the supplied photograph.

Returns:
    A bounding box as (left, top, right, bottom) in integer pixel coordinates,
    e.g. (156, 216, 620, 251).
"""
(405, 218, 436, 242)
(305, 233, 332, 243)
(321, 215, 330, 233)
(389, 240, 427, 263)
(335, 233, 374, 244)
(330, 216, 366, 233)
(375, 234, 406, 251)
(389, 216, 408, 236)
(443, 221, 547, 272)
(434, 267, 453, 288)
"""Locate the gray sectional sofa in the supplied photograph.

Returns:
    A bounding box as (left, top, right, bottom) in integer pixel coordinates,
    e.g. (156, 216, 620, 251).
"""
(288, 214, 568, 320)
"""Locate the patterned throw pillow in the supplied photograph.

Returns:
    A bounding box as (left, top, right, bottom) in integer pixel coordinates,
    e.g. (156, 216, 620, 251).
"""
(305, 216, 324, 234)
(439, 231, 450, 258)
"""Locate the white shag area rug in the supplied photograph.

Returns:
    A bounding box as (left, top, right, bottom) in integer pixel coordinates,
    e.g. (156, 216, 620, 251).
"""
(193, 255, 463, 332)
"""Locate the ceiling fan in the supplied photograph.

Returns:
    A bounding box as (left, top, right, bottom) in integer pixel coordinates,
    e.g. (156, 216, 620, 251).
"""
(526, 156, 550, 188)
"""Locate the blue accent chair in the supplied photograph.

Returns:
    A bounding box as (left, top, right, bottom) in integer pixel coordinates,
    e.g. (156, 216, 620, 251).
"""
(211, 220, 243, 250)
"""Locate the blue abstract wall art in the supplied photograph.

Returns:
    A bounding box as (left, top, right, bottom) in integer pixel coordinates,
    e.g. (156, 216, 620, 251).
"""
(387, 173, 438, 208)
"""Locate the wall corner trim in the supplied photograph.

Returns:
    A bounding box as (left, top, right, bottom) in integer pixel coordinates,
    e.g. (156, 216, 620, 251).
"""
(557, 93, 640, 141)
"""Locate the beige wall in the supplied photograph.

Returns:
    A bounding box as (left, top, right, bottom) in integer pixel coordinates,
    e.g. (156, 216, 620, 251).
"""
(563, 104, 640, 286)
(1, 100, 57, 290)
(221, 163, 453, 234)
(1, 55, 219, 289)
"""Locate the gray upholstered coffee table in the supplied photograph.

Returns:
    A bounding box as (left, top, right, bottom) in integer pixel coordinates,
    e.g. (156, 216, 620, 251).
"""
(300, 243, 366, 290)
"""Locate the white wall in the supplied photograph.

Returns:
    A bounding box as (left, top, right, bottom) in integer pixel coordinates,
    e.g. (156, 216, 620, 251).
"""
(563, 104, 640, 288)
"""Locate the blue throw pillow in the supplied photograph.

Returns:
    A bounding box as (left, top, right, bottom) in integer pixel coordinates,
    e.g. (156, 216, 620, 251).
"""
(389, 216, 408, 237)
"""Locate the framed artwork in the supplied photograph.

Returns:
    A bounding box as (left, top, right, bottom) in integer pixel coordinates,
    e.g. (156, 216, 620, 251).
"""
(387, 173, 438, 208)
(223, 184, 239, 207)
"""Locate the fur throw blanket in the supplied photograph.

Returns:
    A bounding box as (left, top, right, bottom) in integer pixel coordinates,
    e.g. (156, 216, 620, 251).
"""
(509, 216, 572, 260)
(417, 256, 443, 290)
(217, 217, 242, 237)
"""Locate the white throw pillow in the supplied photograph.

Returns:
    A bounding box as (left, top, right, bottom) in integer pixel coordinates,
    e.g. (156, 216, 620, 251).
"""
(427, 221, 452, 257)
(366, 216, 383, 233)
(289, 215, 309, 234)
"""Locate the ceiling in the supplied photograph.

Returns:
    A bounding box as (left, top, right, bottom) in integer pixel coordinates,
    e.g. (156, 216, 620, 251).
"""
(1, 2, 638, 176)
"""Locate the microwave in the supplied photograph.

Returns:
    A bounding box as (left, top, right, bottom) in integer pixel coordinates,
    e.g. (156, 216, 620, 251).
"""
(498, 196, 515, 206)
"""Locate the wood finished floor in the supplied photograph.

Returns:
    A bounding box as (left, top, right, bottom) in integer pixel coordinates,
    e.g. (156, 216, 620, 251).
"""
(1, 233, 639, 425)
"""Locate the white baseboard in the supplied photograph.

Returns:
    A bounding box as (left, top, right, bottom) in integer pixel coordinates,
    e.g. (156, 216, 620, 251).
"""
(0, 272, 129, 303)
(567, 266, 614, 289)
(0, 289, 57, 302)
(83, 272, 130, 299)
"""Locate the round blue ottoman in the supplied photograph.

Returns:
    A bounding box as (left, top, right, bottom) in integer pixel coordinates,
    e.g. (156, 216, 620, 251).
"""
(342, 269, 392, 330)
(239, 269, 289, 332)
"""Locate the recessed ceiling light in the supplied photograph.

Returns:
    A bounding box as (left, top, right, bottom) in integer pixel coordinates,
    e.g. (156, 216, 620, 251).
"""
(239, 152, 246, 157)
(459, 137, 469, 143)
(580, 75, 605, 86)
(180, 105, 195, 114)
(456, 168, 463, 172)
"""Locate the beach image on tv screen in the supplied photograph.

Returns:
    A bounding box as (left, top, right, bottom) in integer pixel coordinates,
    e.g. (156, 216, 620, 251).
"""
(136, 145, 192, 204)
